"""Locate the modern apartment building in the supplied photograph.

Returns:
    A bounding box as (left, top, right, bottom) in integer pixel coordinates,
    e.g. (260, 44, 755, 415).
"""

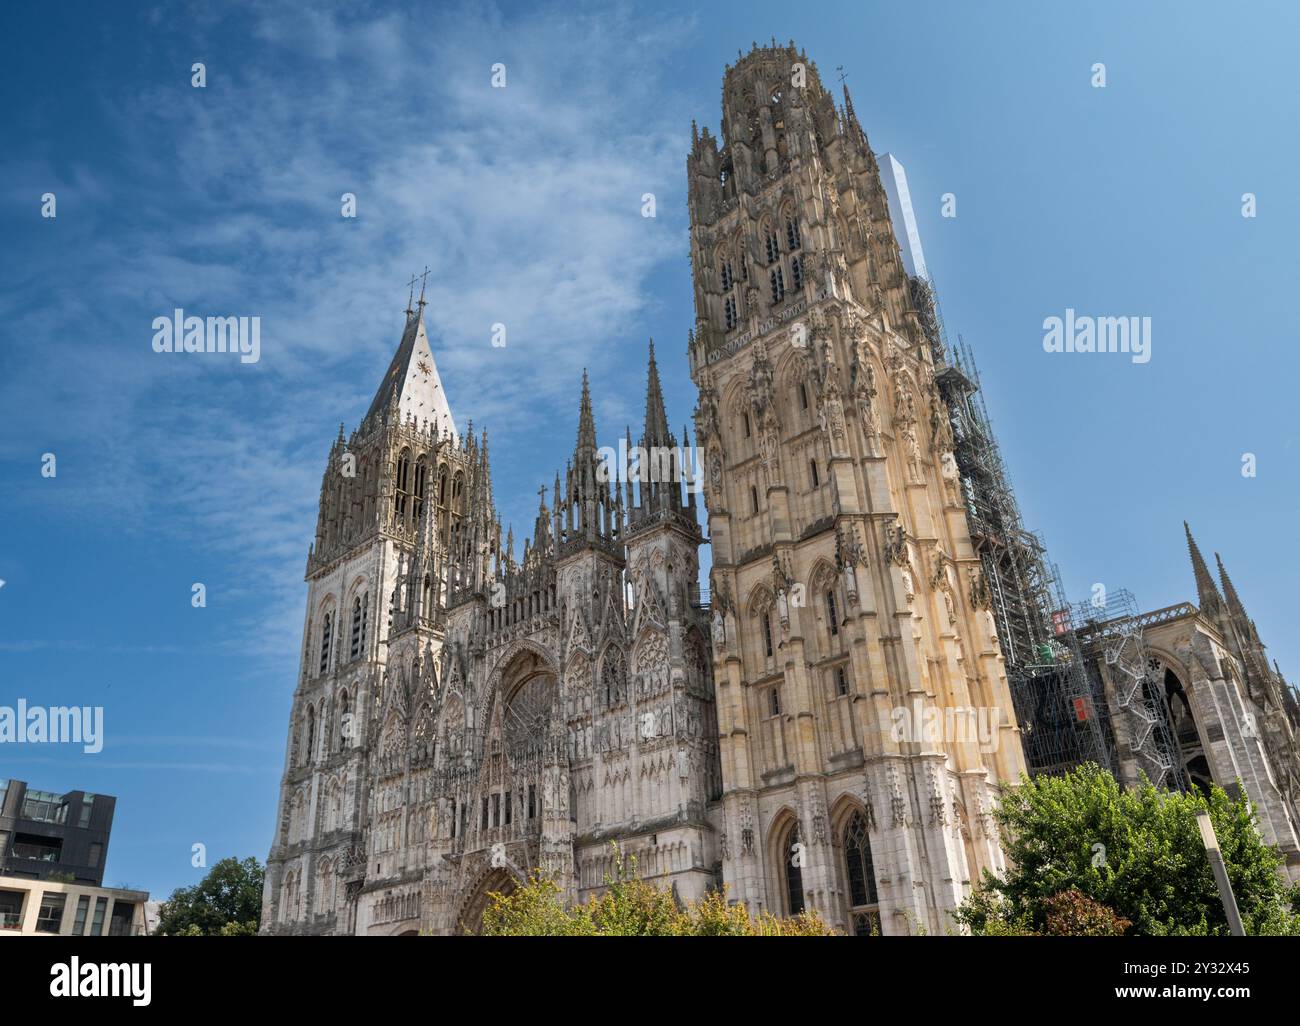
(0, 779, 116, 885)
(0, 779, 149, 937)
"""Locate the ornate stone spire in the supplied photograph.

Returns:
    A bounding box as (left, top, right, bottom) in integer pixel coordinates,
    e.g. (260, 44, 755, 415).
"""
(1184, 522, 1224, 619)
(575, 369, 597, 461)
(1215, 552, 1250, 628)
(364, 301, 458, 440)
(643, 340, 672, 450)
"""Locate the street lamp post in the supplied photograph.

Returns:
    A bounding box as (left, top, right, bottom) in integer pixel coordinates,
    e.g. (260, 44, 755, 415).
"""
(1196, 809, 1245, 937)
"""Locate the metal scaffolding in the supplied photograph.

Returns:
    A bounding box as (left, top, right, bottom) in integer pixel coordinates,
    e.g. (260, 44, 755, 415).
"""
(1073, 590, 1187, 791)
(914, 276, 1117, 778)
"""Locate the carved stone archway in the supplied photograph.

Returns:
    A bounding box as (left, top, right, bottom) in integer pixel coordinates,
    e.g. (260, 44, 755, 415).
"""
(454, 868, 518, 936)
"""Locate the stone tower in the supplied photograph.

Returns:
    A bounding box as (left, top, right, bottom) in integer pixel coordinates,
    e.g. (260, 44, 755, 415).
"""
(687, 42, 1026, 935)
(264, 311, 720, 933)
(262, 292, 474, 934)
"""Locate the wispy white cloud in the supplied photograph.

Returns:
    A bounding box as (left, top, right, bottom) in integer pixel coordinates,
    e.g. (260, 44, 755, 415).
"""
(0, 0, 695, 668)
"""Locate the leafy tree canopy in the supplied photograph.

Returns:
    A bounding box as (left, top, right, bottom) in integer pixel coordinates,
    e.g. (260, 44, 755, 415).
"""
(155, 856, 264, 937)
(957, 764, 1300, 936)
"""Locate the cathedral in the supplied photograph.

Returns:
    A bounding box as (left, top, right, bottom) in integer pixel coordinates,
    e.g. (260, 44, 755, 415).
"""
(262, 42, 1300, 936)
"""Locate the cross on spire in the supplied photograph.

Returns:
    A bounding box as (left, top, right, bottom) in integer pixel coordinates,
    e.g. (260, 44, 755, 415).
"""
(405, 273, 419, 315)
(417, 265, 431, 310)
(836, 65, 848, 84)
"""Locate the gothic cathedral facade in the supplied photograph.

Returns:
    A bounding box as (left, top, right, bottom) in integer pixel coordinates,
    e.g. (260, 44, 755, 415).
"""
(263, 43, 1027, 936)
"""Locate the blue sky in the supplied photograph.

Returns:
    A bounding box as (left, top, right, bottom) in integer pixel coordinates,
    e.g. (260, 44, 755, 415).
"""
(1, 0, 1296, 899)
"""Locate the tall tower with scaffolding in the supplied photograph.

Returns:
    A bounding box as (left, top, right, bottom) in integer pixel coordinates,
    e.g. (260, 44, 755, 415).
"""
(886, 154, 1147, 781)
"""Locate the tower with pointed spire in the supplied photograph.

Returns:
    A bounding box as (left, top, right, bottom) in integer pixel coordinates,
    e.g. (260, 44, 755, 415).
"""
(265, 301, 719, 934)
(686, 41, 1026, 936)
(263, 299, 495, 935)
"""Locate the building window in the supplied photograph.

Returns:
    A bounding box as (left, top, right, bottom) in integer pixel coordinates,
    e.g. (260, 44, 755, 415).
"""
(449, 799, 457, 839)
(724, 295, 737, 331)
(412, 460, 427, 523)
(799, 382, 808, 409)
(768, 687, 781, 717)
(21, 790, 67, 825)
(504, 792, 512, 825)
(844, 811, 880, 935)
(88, 842, 103, 869)
(826, 591, 839, 635)
(786, 217, 801, 251)
(750, 485, 759, 514)
(721, 260, 734, 291)
(35, 892, 65, 933)
(337, 693, 350, 750)
(743, 412, 751, 437)
(350, 597, 364, 660)
(89, 897, 107, 936)
(528, 784, 537, 819)
(492, 793, 501, 828)
(765, 230, 780, 264)
(791, 254, 803, 290)
(0, 889, 21, 930)
(783, 822, 804, 915)
(78, 795, 95, 829)
(481, 797, 489, 831)
(835, 665, 850, 697)
(762, 613, 774, 658)
(72, 895, 90, 935)
(394, 452, 410, 518)
(319, 612, 333, 675)
(809, 459, 819, 488)
(770, 267, 785, 304)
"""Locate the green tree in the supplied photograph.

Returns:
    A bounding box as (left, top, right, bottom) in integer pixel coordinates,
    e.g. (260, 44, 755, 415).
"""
(482, 847, 834, 936)
(155, 856, 264, 936)
(957, 764, 1300, 936)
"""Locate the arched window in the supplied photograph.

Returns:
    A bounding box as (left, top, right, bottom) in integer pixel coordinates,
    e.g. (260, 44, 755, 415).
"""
(843, 810, 880, 935)
(304, 707, 316, 766)
(412, 459, 427, 524)
(720, 256, 734, 291)
(769, 266, 785, 304)
(786, 215, 801, 251)
(724, 295, 738, 331)
(790, 254, 803, 290)
(422, 574, 433, 614)
(317, 860, 334, 915)
(765, 226, 780, 264)
(781, 820, 804, 915)
(319, 612, 333, 675)
(825, 589, 838, 635)
(281, 871, 299, 923)
(337, 691, 350, 750)
(394, 450, 411, 520)
(350, 597, 364, 660)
